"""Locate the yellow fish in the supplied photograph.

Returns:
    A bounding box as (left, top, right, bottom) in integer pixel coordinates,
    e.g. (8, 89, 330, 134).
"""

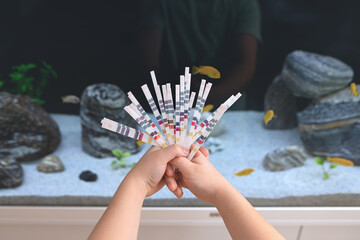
(350, 83, 359, 98)
(326, 157, 354, 167)
(234, 168, 255, 177)
(61, 95, 80, 104)
(136, 140, 145, 146)
(264, 110, 275, 125)
(192, 66, 221, 79)
(202, 104, 214, 113)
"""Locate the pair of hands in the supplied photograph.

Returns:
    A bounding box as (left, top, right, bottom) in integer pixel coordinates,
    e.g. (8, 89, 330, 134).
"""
(127, 144, 228, 204)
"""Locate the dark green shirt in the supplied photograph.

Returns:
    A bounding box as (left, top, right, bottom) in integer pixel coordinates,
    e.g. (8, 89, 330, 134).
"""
(140, 0, 261, 73)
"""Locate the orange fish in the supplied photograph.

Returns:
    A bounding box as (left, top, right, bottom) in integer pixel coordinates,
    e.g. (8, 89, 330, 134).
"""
(326, 157, 354, 167)
(202, 104, 214, 113)
(350, 83, 359, 98)
(264, 110, 275, 125)
(192, 66, 220, 79)
(234, 168, 255, 177)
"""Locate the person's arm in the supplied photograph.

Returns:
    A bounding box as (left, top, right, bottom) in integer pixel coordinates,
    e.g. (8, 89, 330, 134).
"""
(169, 149, 285, 240)
(207, 34, 257, 105)
(88, 145, 189, 240)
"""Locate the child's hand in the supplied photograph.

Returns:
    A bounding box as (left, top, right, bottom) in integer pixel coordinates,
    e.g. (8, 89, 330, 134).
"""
(167, 147, 229, 204)
(126, 144, 189, 198)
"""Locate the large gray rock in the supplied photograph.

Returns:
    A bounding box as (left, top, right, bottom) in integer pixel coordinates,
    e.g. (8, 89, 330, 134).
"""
(281, 50, 353, 98)
(0, 92, 61, 162)
(0, 159, 23, 188)
(264, 76, 298, 129)
(298, 87, 360, 165)
(80, 83, 139, 158)
(263, 146, 308, 172)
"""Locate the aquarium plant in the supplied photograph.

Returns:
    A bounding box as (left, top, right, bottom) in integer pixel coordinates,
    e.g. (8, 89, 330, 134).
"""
(0, 61, 57, 104)
(314, 157, 337, 180)
(111, 149, 134, 168)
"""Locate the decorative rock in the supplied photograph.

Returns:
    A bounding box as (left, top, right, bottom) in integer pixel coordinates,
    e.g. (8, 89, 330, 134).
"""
(263, 146, 308, 172)
(0, 92, 61, 162)
(264, 76, 298, 129)
(80, 83, 140, 158)
(281, 50, 353, 98)
(37, 155, 65, 173)
(298, 89, 360, 165)
(200, 112, 226, 137)
(79, 170, 97, 182)
(0, 159, 23, 188)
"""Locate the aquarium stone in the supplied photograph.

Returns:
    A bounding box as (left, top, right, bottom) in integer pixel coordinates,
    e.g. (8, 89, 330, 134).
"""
(263, 146, 307, 171)
(37, 155, 64, 173)
(264, 76, 298, 129)
(79, 170, 97, 182)
(0, 92, 61, 162)
(80, 83, 140, 158)
(281, 50, 353, 98)
(0, 159, 23, 188)
(298, 90, 360, 165)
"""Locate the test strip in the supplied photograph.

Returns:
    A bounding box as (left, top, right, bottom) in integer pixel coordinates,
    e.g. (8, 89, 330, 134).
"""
(191, 93, 242, 145)
(162, 85, 175, 144)
(180, 76, 186, 145)
(175, 84, 181, 144)
(187, 104, 227, 160)
(184, 67, 191, 133)
(166, 83, 176, 138)
(188, 91, 196, 109)
(150, 71, 171, 143)
(141, 84, 168, 141)
(124, 105, 168, 147)
(101, 118, 159, 146)
(127, 91, 162, 137)
(184, 80, 211, 147)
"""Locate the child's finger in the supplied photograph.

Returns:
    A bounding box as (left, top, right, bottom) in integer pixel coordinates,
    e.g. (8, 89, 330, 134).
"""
(166, 163, 175, 177)
(164, 175, 178, 192)
(199, 146, 209, 157)
(170, 157, 193, 174)
(173, 186, 183, 198)
(153, 144, 189, 165)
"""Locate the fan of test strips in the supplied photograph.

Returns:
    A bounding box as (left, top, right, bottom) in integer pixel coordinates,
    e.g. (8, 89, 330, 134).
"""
(100, 67, 241, 160)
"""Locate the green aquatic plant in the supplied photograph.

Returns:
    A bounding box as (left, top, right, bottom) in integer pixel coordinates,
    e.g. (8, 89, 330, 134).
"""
(1, 61, 57, 104)
(111, 149, 132, 168)
(313, 157, 338, 180)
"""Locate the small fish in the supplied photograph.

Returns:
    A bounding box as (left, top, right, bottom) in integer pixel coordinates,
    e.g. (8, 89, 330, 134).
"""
(192, 66, 221, 79)
(202, 104, 214, 113)
(62, 95, 80, 104)
(136, 140, 145, 146)
(234, 168, 255, 177)
(350, 83, 359, 98)
(326, 157, 354, 167)
(264, 110, 275, 125)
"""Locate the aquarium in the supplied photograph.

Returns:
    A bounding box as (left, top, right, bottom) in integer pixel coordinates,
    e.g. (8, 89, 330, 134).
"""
(1, 0, 360, 209)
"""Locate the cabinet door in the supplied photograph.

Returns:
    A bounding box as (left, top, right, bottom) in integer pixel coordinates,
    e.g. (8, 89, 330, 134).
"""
(300, 226, 360, 240)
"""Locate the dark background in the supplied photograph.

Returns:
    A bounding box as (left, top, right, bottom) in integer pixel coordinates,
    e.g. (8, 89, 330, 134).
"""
(0, 0, 359, 113)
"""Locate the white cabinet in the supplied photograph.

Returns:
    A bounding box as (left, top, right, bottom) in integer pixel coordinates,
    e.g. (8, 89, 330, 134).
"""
(0, 207, 359, 240)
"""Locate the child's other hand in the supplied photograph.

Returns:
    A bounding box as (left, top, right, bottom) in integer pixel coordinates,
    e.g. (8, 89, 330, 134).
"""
(168, 146, 229, 204)
(127, 144, 189, 198)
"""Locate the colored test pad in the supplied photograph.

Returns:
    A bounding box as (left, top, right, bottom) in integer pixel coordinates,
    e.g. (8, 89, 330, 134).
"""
(100, 68, 242, 160)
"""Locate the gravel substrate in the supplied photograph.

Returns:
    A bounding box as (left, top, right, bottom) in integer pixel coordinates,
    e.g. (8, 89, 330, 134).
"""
(1, 112, 359, 206)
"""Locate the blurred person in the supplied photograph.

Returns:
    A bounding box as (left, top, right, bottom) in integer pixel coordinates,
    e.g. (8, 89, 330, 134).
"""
(138, 0, 261, 108)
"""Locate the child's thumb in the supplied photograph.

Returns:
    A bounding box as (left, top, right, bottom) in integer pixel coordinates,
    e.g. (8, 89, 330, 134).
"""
(170, 157, 193, 174)
(155, 144, 189, 164)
